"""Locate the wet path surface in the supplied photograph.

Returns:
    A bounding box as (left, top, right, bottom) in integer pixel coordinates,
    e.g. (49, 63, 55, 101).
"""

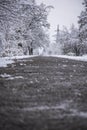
(0, 56, 87, 130)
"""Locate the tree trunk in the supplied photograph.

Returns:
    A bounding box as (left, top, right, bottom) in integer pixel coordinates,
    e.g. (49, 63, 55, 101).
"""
(28, 46, 33, 55)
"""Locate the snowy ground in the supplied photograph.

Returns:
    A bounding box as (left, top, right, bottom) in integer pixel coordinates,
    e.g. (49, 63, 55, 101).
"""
(0, 55, 36, 67)
(50, 55, 87, 62)
(0, 57, 14, 67)
(0, 56, 87, 130)
(0, 55, 87, 68)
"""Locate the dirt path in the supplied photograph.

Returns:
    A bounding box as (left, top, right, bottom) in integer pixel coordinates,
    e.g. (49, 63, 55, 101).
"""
(0, 56, 87, 130)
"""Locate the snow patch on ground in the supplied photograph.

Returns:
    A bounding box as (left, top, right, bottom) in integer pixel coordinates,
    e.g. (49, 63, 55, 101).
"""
(30, 81, 34, 84)
(22, 100, 87, 118)
(23, 104, 68, 111)
(0, 73, 23, 80)
(0, 58, 14, 67)
(48, 55, 87, 62)
(0, 55, 36, 68)
(7, 76, 24, 80)
(23, 100, 72, 111)
(0, 73, 11, 78)
(62, 64, 67, 67)
(9, 55, 36, 60)
(70, 109, 87, 118)
(20, 63, 26, 66)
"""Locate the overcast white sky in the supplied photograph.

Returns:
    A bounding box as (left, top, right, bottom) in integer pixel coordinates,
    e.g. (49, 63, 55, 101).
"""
(36, 0, 84, 39)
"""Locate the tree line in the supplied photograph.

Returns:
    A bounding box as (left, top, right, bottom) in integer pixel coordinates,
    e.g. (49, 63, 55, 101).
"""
(0, 0, 87, 56)
(51, 0, 87, 56)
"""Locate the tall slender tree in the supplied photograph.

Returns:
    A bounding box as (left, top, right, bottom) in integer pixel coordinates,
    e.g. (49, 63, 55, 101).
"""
(78, 0, 87, 54)
(78, 0, 87, 43)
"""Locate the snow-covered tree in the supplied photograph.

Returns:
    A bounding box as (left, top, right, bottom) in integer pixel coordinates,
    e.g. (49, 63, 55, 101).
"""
(54, 25, 63, 54)
(60, 26, 70, 55)
(78, 0, 87, 42)
(0, 0, 51, 56)
(14, 1, 50, 55)
(0, 0, 17, 23)
(55, 25, 81, 56)
(78, 0, 87, 54)
(69, 24, 81, 56)
(46, 25, 63, 55)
